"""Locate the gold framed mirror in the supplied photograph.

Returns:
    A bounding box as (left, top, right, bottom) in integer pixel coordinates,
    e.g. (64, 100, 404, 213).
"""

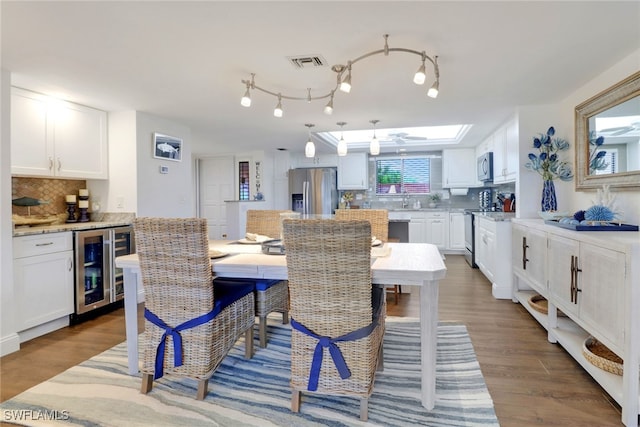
(575, 70, 640, 190)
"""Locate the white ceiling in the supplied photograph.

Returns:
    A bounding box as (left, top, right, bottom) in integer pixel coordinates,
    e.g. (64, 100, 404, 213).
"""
(2, 1, 639, 156)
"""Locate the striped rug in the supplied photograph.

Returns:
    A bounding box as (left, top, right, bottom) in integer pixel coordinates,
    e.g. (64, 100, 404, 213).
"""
(0, 318, 499, 426)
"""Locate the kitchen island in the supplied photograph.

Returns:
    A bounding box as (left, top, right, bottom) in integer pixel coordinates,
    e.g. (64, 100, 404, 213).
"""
(116, 241, 447, 410)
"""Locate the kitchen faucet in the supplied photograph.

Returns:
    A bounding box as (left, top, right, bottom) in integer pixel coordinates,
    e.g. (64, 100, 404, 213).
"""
(402, 192, 409, 209)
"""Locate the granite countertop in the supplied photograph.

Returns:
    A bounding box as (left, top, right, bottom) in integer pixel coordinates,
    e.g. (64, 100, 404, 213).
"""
(13, 212, 135, 237)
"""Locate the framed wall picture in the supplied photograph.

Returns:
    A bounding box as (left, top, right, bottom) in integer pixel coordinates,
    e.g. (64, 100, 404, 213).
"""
(153, 133, 182, 162)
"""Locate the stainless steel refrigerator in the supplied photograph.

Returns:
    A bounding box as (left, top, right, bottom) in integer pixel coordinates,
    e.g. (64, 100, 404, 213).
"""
(289, 167, 338, 215)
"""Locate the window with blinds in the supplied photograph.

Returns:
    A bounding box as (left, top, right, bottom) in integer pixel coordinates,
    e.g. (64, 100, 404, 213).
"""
(375, 156, 431, 195)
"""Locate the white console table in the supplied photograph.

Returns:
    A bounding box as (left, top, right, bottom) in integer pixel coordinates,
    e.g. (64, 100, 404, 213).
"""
(511, 219, 640, 426)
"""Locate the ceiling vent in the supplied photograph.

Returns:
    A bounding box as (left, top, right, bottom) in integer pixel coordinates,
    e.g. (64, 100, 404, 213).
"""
(287, 55, 328, 69)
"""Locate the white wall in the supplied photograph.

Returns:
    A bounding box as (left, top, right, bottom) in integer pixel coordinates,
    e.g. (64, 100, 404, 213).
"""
(89, 110, 138, 213)
(1, 69, 20, 356)
(135, 112, 194, 218)
(559, 49, 640, 225)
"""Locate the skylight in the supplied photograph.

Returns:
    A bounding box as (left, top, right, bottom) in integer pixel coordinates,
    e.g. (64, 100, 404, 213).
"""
(318, 124, 471, 152)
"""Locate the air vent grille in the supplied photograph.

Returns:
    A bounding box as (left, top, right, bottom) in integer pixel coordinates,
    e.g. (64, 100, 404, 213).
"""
(287, 55, 327, 69)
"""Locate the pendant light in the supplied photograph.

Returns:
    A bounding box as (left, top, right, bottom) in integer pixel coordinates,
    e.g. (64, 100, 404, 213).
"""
(336, 122, 347, 156)
(304, 123, 316, 158)
(369, 119, 380, 156)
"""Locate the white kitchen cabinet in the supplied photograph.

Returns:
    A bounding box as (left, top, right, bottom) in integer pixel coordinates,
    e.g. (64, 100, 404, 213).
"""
(425, 212, 448, 249)
(13, 232, 74, 340)
(408, 212, 427, 244)
(292, 153, 337, 168)
(475, 215, 512, 299)
(408, 211, 448, 250)
(511, 223, 547, 295)
(448, 212, 465, 250)
(337, 152, 368, 189)
(547, 234, 625, 352)
(511, 219, 639, 426)
(492, 118, 518, 184)
(11, 87, 108, 179)
(442, 149, 479, 188)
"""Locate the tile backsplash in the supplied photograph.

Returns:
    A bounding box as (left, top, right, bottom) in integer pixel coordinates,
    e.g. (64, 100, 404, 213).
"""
(11, 177, 87, 216)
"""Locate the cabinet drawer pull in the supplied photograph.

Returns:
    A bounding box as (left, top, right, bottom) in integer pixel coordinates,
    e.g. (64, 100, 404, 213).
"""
(35, 242, 54, 247)
(522, 237, 529, 270)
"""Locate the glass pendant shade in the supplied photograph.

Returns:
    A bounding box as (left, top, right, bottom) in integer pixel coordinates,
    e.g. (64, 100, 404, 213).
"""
(240, 87, 251, 107)
(305, 140, 316, 158)
(337, 138, 348, 156)
(370, 136, 380, 156)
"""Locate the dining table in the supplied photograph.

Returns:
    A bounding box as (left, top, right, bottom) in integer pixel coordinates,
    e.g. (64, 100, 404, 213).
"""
(115, 240, 447, 410)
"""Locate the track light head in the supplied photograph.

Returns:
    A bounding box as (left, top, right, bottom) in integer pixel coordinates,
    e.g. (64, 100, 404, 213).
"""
(274, 94, 283, 117)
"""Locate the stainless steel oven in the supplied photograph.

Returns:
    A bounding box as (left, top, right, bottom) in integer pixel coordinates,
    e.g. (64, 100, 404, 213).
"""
(464, 210, 478, 268)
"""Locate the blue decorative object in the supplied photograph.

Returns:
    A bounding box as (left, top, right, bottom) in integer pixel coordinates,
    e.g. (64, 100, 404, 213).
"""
(588, 131, 608, 173)
(584, 205, 615, 222)
(525, 126, 573, 212)
(541, 179, 557, 212)
(573, 210, 586, 222)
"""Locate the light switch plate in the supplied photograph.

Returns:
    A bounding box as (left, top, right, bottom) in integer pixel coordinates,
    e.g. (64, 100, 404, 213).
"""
(159, 165, 169, 174)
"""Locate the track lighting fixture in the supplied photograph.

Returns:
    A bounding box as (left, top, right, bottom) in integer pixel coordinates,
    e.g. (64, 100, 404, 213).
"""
(240, 34, 439, 116)
(304, 123, 316, 158)
(369, 120, 380, 156)
(413, 53, 427, 85)
(340, 63, 352, 93)
(427, 56, 439, 98)
(336, 122, 348, 156)
(274, 94, 283, 118)
(324, 90, 335, 115)
(240, 74, 254, 107)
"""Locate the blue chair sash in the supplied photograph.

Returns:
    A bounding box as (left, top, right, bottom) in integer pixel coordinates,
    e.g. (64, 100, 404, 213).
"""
(144, 306, 222, 380)
(290, 315, 381, 391)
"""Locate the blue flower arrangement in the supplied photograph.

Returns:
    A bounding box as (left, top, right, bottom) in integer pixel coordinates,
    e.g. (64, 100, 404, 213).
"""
(525, 126, 573, 182)
(588, 131, 608, 173)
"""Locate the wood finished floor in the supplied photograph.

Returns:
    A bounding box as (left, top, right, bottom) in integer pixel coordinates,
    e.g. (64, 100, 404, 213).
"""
(0, 255, 627, 426)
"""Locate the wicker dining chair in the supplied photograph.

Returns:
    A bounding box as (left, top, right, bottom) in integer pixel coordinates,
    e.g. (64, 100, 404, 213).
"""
(335, 209, 400, 303)
(244, 209, 291, 347)
(133, 217, 255, 400)
(282, 219, 386, 421)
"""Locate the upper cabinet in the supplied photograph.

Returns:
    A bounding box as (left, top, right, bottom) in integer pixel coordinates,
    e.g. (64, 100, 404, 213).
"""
(492, 118, 518, 184)
(11, 87, 108, 180)
(337, 152, 368, 190)
(442, 149, 479, 188)
(291, 153, 337, 169)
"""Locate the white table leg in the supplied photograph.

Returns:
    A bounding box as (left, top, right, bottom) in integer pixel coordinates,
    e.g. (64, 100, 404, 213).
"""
(123, 268, 139, 375)
(420, 279, 439, 410)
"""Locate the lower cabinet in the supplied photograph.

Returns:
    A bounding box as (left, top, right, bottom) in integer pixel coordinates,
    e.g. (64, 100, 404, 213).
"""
(13, 232, 74, 339)
(408, 211, 448, 249)
(512, 223, 547, 294)
(475, 215, 512, 299)
(448, 212, 465, 250)
(511, 219, 639, 426)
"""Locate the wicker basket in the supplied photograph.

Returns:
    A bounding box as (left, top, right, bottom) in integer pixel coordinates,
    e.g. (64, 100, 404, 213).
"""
(582, 336, 623, 376)
(528, 294, 566, 317)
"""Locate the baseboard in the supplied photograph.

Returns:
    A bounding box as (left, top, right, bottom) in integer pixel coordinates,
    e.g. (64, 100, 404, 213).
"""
(0, 332, 20, 356)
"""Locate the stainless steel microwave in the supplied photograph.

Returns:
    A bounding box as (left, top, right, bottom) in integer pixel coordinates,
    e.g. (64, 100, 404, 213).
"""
(477, 152, 493, 181)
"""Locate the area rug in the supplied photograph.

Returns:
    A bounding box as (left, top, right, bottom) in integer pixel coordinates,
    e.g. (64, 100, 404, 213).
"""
(0, 318, 499, 427)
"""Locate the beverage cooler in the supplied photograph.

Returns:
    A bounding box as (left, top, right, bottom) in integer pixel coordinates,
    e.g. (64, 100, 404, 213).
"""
(73, 226, 135, 318)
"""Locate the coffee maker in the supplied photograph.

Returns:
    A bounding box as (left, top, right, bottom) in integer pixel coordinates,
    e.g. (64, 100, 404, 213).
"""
(479, 190, 492, 211)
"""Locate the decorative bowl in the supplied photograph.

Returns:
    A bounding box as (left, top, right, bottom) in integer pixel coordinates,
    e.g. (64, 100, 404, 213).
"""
(538, 211, 569, 220)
